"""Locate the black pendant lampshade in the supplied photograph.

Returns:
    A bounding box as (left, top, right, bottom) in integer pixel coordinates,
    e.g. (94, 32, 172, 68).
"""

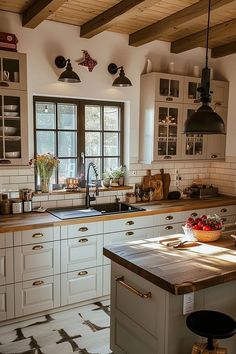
(184, 0, 225, 135)
(108, 63, 132, 87)
(55, 56, 81, 83)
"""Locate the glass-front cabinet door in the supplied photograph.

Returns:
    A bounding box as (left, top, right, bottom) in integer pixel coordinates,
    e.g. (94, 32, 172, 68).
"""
(182, 105, 206, 159)
(155, 73, 183, 103)
(0, 89, 28, 165)
(183, 77, 201, 104)
(0, 50, 27, 91)
(154, 103, 182, 160)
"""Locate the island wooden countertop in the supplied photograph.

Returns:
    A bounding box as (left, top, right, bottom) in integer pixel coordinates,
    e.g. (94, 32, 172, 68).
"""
(103, 230, 236, 295)
(0, 195, 236, 233)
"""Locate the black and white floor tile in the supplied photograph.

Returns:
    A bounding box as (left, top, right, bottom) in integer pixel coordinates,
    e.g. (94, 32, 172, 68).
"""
(0, 300, 112, 354)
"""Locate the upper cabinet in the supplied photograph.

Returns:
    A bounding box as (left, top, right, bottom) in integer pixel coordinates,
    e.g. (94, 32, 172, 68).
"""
(0, 51, 28, 166)
(139, 72, 228, 164)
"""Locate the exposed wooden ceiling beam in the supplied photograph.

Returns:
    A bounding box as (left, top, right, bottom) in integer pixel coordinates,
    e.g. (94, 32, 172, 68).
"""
(211, 40, 236, 57)
(129, 0, 235, 47)
(80, 0, 161, 39)
(22, 0, 67, 28)
(171, 18, 236, 54)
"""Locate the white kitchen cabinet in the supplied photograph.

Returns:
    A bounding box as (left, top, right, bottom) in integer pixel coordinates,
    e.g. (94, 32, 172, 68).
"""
(0, 50, 27, 91)
(0, 247, 13, 286)
(15, 275, 60, 317)
(206, 204, 236, 218)
(103, 264, 111, 296)
(104, 215, 153, 233)
(154, 222, 183, 237)
(0, 232, 13, 248)
(14, 241, 60, 282)
(183, 76, 201, 105)
(61, 234, 103, 273)
(155, 73, 183, 103)
(61, 221, 103, 239)
(0, 284, 14, 321)
(61, 266, 103, 306)
(14, 226, 60, 246)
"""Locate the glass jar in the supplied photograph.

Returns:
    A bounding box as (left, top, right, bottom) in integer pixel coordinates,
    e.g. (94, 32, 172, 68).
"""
(0, 194, 11, 215)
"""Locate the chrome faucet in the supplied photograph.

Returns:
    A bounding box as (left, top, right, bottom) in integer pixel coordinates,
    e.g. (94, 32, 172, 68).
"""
(85, 162, 99, 208)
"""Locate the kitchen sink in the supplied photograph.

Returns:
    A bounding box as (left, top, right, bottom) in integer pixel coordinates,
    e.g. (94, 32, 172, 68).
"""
(47, 202, 145, 220)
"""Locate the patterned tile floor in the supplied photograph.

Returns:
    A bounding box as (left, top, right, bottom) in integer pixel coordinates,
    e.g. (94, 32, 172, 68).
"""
(0, 300, 112, 354)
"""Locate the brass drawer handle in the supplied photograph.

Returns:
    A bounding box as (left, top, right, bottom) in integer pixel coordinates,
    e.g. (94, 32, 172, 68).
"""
(33, 280, 44, 286)
(211, 154, 218, 159)
(166, 97, 173, 101)
(78, 270, 88, 276)
(78, 227, 88, 232)
(221, 208, 227, 213)
(79, 238, 88, 243)
(116, 276, 152, 299)
(165, 225, 173, 230)
(165, 215, 173, 220)
(125, 231, 134, 236)
(32, 245, 44, 250)
(126, 221, 134, 225)
(32, 233, 44, 238)
(164, 155, 172, 159)
(191, 212, 198, 217)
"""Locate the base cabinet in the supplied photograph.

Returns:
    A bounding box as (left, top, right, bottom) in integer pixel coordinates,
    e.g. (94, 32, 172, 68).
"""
(0, 285, 14, 321)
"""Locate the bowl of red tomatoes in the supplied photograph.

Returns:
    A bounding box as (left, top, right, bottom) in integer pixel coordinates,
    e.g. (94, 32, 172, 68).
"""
(183, 214, 223, 242)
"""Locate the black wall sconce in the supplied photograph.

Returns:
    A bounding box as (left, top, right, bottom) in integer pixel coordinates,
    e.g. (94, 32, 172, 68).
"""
(108, 63, 132, 87)
(55, 56, 81, 83)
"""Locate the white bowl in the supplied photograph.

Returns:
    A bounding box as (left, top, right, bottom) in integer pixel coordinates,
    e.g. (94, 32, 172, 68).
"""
(0, 127, 17, 136)
(4, 105, 18, 112)
(5, 151, 20, 158)
(4, 112, 19, 117)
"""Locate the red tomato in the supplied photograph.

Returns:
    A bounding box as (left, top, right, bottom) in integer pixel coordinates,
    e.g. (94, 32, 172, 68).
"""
(203, 225, 212, 231)
(192, 225, 201, 230)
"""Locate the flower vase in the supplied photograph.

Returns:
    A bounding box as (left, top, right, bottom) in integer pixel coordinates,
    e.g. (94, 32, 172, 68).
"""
(40, 177, 50, 193)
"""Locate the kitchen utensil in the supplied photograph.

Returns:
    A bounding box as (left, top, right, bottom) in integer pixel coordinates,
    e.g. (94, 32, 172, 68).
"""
(5, 151, 20, 158)
(0, 126, 17, 135)
(3, 70, 9, 81)
(4, 105, 18, 111)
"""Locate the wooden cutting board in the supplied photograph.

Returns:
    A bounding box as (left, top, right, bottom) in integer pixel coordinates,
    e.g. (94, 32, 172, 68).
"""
(142, 170, 163, 200)
(159, 168, 171, 199)
(143, 169, 170, 200)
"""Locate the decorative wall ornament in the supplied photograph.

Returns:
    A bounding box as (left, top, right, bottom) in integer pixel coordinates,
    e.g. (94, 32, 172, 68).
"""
(77, 50, 97, 72)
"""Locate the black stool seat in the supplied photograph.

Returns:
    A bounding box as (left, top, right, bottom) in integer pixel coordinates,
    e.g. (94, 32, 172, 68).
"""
(186, 310, 236, 350)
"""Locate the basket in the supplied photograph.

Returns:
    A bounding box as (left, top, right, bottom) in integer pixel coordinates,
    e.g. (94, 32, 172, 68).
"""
(192, 229, 222, 242)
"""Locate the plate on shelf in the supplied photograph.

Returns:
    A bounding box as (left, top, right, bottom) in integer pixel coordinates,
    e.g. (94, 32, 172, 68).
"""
(4, 105, 18, 112)
(4, 136, 21, 141)
(5, 151, 20, 158)
(0, 126, 17, 135)
(4, 112, 19, 117)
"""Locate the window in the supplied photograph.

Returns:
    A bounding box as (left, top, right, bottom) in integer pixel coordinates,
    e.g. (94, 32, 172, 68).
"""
(34, 97, 124, 185)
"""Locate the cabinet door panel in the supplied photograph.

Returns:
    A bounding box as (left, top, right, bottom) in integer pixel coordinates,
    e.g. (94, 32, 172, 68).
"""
(0, 51, 27, 90)
(154, 223, 183, 237)
(0, 248, 13, 286)
(0, 284, 14, 321)
(155, 73, 183, 103)
(103, 264, 111, 296)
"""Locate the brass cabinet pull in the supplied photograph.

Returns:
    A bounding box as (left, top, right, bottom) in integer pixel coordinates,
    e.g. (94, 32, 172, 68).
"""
(116, 276, 152, 299)
(165, 225, 173, 230)
(79, 238, 88, 243)
(0, 81, 9, 87)
(32, 245, 44, 250)
(33, 280, 44, 286)
(211, 154, 218, 159)
(78, 227, 88, 232)
(126, 220, 134, 225)
(194, 99, 200, 103)
(78, 270, 88, 276)
(166, 97, 173, 101)
(164, 155, 172, 159)
(165, 215, 173, 220)
(221, 208, 227, 213)
(191, 212, 198, 217)
(125, 231, 134, 236)
(32, 233, 44, 238)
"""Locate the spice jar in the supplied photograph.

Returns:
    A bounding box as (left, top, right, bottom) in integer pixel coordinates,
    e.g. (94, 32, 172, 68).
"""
(0, 194, 11, 215)
(12, 199, 23, 214)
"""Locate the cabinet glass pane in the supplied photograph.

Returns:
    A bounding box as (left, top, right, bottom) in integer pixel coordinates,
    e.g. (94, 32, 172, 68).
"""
(58, 132, 76, 157)
(160, 79, 169, 96)
(5, 137, 21, 158)
(170, 80, 179, 97)
(158, 125, 167, 138)
(169, 108, 178, 124)
(159, 107, 168, 123)
(168, 141, 177, 155)
(36, 131, 55, 155)
(104, 106, 119, 130)
(3, 59, 19, 83)
(85, 106, 101, 130)
(85, 132, 101, 156)
(104, 157, 119, 171)
(195, 136, 203, 155)
(188, 82, 200, 100)
(104, 132, 119, 156)
(58, 159, 77, 183)
(36, 103, 56, 129)
(186, 136, 194, 155)
(85, 158, 101, 179)
(58, 104, 77, 130)
(169, 126, 177, 138)
(158, 141, 167, 155)
(3, 96, 20, 117)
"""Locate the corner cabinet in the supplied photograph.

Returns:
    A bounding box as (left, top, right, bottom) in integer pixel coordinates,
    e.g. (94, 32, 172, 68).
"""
(0, 50, 28, 166)
(139, 72, 229, 163)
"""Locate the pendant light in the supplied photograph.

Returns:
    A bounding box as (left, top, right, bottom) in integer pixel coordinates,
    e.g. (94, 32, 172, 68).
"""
(184, 0, 225, 134)
(108, 63, 132, 87)
(55, 56, 81, 83)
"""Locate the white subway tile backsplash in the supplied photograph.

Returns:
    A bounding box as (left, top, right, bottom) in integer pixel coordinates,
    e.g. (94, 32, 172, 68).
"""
(33, 195, 49, 202)
(56, 200, 73, 208)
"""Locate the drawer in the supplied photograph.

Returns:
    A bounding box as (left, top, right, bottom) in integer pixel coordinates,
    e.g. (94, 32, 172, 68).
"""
(103, 227, 154, 265)
(0, 284, 14, 321)
(61, 221, 103, 239)
(14, 241, 60, 282)
(15, 275, 60, 317)
(206, 205, 236, 217)
(154, 209, 206, 226)
(221, 214, 236, 225)
(61, 235, 103, 273)
(14, 226, 60, 246)
(61, 266, 102, 306)
(154, 222, 183, 237)
(104, 215, 153, 233)
(0, 233, 13, 248)
(0, 248, 13, 286)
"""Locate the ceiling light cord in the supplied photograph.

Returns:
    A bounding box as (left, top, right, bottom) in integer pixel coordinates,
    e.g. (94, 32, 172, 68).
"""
(205, 0, 211, 68)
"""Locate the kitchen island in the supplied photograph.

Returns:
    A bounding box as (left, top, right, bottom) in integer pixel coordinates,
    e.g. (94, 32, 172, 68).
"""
(104, 232, 236, 354)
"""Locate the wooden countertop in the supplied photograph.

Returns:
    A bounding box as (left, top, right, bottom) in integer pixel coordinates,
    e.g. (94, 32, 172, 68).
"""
(103, 230, 236, 295)
(0, 195, 236, 233)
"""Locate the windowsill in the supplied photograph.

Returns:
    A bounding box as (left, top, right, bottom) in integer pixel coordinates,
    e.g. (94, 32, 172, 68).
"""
(33, 185, 133, 196)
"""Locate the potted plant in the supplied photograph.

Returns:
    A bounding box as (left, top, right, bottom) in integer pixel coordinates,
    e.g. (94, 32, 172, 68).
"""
(110, 165, 126, 186)
(102, 170, 112, 188)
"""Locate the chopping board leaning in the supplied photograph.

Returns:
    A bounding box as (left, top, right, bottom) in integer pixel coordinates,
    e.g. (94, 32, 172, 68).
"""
(143, 169, 170, 200)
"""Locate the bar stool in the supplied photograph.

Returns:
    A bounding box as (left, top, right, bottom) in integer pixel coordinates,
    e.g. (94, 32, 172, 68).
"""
(186, 310, 236, 354)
